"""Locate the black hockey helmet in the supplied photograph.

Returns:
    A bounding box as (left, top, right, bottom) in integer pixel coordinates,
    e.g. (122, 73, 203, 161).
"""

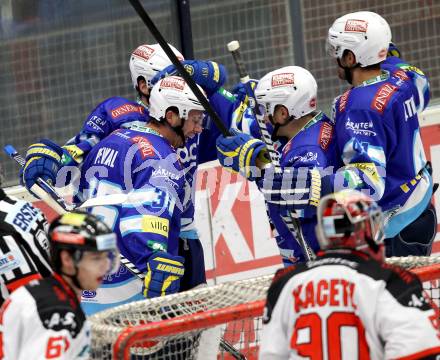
(48, 211, 119, 273)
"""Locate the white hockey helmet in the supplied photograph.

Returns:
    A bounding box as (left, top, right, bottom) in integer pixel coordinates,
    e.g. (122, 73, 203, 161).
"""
(254, 66, 317, 119)
(149, 76, 205, 121)
(129, 43, 184, 89)
(326, 11, 391, 67)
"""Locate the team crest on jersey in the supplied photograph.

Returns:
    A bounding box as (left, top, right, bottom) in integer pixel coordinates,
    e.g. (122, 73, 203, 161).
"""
(344, 19, 368, 33)
(111, 104, 144, 118)
(130, 136, 155, 159)
(319, 122, 333, 150)
(271, 73, 294, 87)
(132, 45, 155, 60)
(371, 83, 398, 114)
(160, 76, 185, 91)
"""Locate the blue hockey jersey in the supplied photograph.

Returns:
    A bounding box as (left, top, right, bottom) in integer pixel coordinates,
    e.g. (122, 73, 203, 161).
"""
(67, 97, 150, 154)
(330, 59, 432, 238)
(77, 127, 184, 314)
(67, 94, 235, 240)
(266, 112, 338, 265)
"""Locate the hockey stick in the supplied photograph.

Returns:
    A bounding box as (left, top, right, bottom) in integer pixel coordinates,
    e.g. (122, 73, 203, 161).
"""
(3, 145, 132, 211)
(127, 0, 230, 137)
(227, 40, 315, 261)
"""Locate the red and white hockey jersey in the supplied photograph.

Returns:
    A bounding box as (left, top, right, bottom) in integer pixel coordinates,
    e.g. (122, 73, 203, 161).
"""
(260, 250, 440, 360)
(0, 273, 90, 360)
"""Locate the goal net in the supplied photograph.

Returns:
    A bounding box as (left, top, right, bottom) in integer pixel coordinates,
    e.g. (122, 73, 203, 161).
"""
(89, 256, 440, 360)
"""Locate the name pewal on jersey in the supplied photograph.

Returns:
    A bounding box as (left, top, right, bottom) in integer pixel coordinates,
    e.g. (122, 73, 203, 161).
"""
(77, 127, 184, 315)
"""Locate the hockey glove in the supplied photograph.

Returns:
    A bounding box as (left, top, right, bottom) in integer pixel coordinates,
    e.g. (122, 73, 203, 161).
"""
(151, 60, 227, 96)
(387, 42, 402, 58)
(22, 139, 64, 197)
(143, 252, 185, 298)
(231, 79, 259, 108)
(216, 129, 269, 181)
(256, 166, 329, 216)
(61, 144, 85, 166)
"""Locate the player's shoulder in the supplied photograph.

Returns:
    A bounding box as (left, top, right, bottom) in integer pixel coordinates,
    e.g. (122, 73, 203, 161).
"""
(98, 97, 148, 118)
(382, 56, 426, 78)
(24, 275, 87, 334)
(282, 112, 335, 159)
(335, 75, 410, 119)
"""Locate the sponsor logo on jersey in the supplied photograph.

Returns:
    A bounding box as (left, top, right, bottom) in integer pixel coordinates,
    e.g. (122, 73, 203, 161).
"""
(271, 73, 295, 87)
(371, 83, 398, 114)
(160, 76, 185, 91)
(132, 45, 155, 60)
(142, 215, 169, 237)
(152, 166, 181, 188)
(130, 136, 155, 159)
(152, 166, 181, 181)
(349, 162, 381, 187)
(338, 89, 351, 113)
(309, 168, 321, 207)
(345, 119, 377, 136)
(392, 69, 409, 82)
(81, 290, 97, 299)
(44, 311, 77, 331)
(147, 240, 167, 252)
(111, 104, 144, 119)
(344, 19, 368, 33)
(319, 122, 333, 150)
(293, 152, 319, 164)
(9, 202, 39, 232)
(0, 252, 21, 274)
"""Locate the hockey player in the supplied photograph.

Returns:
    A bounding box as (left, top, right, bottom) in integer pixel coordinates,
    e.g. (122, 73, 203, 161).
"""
(0, 211, 119, 359)
(217, 12, 435, 258)
(215, 66, 338, 264)
(78, 76, 206, 314)
(21, 43, 229, 294)
(259, 190, 440, 359)
(0, 173, 52, 305)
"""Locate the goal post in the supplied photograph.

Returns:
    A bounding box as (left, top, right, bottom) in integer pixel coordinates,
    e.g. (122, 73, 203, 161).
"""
(89, 257, 440, 360)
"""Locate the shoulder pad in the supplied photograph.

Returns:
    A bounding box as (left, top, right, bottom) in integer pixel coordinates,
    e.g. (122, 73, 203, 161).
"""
(26, 277, 86, 337)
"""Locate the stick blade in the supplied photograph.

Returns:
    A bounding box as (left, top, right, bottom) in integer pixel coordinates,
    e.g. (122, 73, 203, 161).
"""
(78, 194, 129, 209)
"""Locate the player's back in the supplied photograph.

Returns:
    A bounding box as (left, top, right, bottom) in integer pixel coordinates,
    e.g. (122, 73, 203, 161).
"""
(78, 127, 185, 314)
(260, 250, 440, 360)
(333, 71, 432, 237)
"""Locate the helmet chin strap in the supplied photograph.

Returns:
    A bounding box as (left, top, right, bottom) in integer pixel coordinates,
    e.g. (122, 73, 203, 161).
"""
(270, 114, 294, 142)
(61, 250, 84, 290)
(337, 58, 360, 85)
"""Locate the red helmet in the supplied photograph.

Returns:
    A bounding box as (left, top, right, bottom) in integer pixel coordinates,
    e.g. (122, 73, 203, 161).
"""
(316, 190, 384, 253)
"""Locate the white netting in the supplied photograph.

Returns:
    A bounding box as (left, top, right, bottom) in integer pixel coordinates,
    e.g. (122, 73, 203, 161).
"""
(89, 257, 440, 360)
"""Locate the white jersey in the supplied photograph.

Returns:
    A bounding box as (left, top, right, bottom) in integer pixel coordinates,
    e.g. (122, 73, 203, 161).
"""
(0, 189, 52, 305)
(260, 250, 440, 360)
(0, 273, 90, 360)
